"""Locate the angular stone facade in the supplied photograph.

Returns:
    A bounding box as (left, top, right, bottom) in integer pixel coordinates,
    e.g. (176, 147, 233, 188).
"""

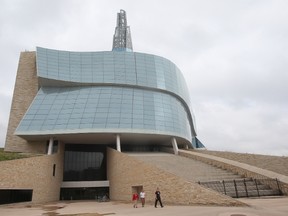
(107, 148, 245, 206)
(0, 144, 64, 203)
(5, 51, 46, 153)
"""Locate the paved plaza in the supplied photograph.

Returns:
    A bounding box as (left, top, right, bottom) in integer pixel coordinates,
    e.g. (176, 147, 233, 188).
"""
(0, 196, 287, 216)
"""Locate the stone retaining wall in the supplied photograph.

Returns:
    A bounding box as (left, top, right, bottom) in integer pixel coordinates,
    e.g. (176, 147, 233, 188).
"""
(107, 148, 245, 206)
(0, 144, 64, 203)
(198, 150, 288, 176)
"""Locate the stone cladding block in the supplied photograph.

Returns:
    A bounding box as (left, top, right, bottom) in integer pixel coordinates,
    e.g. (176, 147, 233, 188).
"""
(5, 51, 46, 153)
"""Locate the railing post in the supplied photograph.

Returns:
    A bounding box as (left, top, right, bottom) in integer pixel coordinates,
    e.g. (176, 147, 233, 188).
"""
(275, 178, 282, 195)
(233, 179, 239, 198)
(244, 179, 249, 197)
(222, 180, 227, 195)
(254, 179, 260, 197)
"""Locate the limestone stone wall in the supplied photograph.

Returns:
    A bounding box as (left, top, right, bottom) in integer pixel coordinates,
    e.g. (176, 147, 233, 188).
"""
(0, 143, 64, 203)
(4, 51, 46, 153)
(107, 148, 245, 206)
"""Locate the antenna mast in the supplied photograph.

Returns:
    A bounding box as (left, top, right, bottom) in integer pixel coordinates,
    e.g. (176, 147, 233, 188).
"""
(112, 10, 133, 52)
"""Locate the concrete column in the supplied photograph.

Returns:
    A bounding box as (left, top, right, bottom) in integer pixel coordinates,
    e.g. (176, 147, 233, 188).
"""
(116, 134, 121, 152)
(47, 137, 53, 155)
(171, 137, 179, 155)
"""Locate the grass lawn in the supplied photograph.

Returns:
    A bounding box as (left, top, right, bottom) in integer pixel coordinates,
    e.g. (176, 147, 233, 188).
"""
(0, 148, 30, 161)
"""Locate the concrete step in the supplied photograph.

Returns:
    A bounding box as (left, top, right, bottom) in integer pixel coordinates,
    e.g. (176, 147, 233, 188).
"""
(130, 152, 244, 182)
(129, 152, 281, 198)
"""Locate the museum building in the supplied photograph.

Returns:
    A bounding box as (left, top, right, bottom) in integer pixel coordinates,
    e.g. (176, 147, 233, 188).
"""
(2, 10, 203, 203)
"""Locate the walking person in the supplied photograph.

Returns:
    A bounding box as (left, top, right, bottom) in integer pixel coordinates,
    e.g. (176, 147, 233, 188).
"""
(154, 187, 163, 208)
(139, 189, 146, 207)
(132, 192, 139, 208)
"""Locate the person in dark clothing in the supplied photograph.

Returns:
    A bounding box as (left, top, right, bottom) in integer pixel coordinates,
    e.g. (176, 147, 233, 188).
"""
(154, 187, 163, 208)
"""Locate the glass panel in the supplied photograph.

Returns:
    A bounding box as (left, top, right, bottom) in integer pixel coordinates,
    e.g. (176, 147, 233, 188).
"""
(60, 187, 109, 201)
(63, 144, 107, 181)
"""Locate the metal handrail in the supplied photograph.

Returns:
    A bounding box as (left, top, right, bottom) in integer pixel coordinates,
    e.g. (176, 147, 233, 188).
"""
(199, 177, 283, 198)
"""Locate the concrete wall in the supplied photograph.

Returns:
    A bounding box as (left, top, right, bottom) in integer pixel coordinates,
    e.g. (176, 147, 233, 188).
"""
(4, 51, 46, 153)
(107, 148, 245, 206)
(0, 144, 64, 203)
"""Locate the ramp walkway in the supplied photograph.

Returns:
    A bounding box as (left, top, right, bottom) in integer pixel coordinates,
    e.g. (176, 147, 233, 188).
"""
(128, 152, 282, 198)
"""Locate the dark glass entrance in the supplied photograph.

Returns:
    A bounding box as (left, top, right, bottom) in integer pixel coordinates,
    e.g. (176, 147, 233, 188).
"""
(63, 144, 107, 181)
(60, 187, 109, 201)
(61, 144, 109, 200)
(0, 189, 33, 205)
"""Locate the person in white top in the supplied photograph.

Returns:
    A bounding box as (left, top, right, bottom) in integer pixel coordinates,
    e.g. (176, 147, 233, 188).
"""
(139, 190, 146, 207)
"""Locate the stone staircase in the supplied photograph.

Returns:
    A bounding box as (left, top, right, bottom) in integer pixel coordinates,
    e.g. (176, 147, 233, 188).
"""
(128, 152, 282, 198)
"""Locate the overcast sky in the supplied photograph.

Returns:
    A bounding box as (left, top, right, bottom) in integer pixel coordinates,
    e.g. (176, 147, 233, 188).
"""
(0, 0, 287, 156)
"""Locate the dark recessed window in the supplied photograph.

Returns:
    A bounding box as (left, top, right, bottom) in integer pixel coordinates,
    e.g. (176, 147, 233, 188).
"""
(0, 189, 33, 204)
(63, 144, 107, 181)
(53, 140, 58, 153)
(53, 164, 56, 177)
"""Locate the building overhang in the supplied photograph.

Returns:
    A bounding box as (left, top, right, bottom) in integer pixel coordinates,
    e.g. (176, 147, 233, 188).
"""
(15, 130, 192, 147)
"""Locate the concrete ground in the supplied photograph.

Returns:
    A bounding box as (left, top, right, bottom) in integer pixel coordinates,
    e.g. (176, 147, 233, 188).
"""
(0, 197, 287, 216)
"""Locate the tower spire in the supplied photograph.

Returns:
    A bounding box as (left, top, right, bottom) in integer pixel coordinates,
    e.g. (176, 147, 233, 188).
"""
(112, 9, 133, 52)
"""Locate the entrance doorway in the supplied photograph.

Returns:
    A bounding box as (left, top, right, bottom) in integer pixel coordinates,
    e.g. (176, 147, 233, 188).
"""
(61, 144, 110, 201)
(132, 185, 143, 195)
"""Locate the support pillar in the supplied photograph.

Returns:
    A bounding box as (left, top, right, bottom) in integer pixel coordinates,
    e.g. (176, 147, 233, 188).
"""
(116, 134, 121, 152)
(171, 137, 178, 155)
(47, 137, 53, 155)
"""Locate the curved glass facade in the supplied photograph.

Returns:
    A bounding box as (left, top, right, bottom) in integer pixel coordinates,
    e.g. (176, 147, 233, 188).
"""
(36, 47, 191, 105)
(15, 47, 196, 145)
